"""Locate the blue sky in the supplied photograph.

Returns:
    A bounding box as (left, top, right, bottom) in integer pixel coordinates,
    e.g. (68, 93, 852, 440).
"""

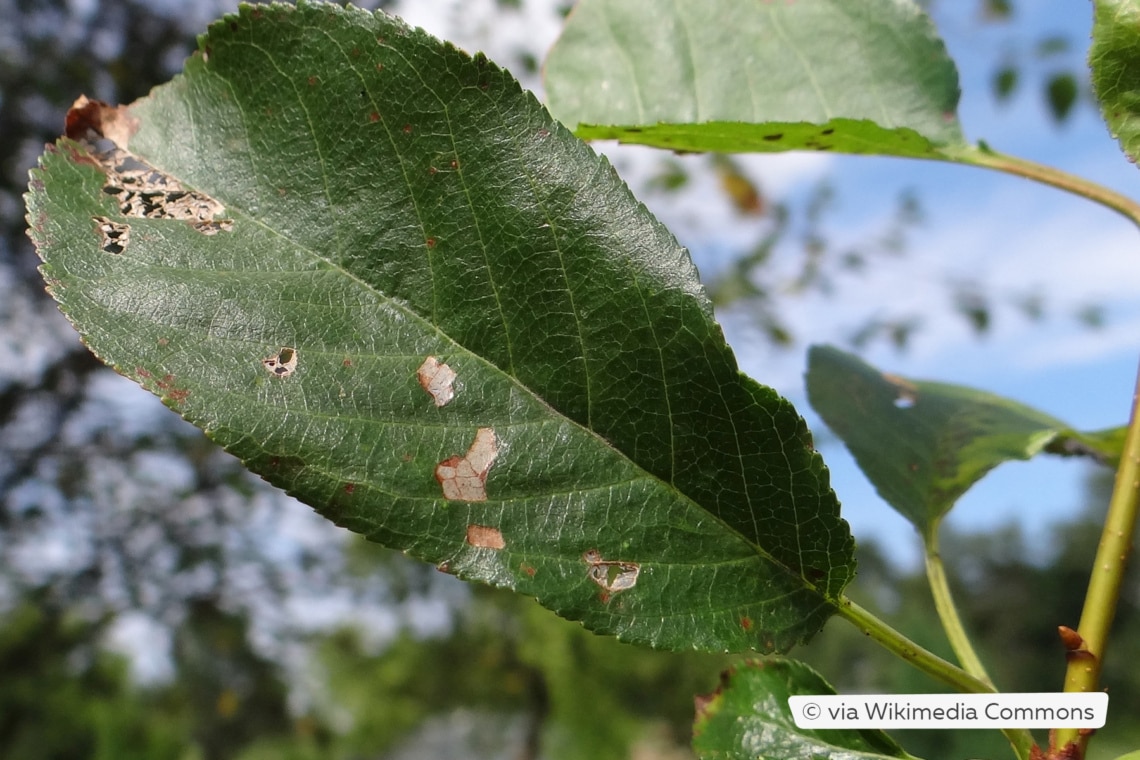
(395, 0, 1140, 568)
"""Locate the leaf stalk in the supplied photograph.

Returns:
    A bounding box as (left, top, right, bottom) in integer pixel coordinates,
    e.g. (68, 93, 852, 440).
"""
(951, 145, 1140, 230)
(837, 597, 1035, 760)
(923, 524, 994, 688)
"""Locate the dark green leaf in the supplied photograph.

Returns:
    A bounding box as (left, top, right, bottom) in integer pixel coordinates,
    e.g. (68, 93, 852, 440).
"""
(544, 0, 965, 157)
(993, 65, 1019, 100)
(1091, 0, 1140, 162)
(26, 2, 854, 653)
(983, 0, 1014, 21)
(805, 346, 1120, 535)
(1046, 72, 1079, 122)
(692, 659, 915, 760)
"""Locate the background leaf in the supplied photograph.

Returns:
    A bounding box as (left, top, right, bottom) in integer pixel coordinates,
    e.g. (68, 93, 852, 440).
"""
(692, 659, 914, 760)
(26, 2, 854, 653)
(1090, 0, 1140, 163)
(805, 346, 1121, 536)
(544, 0, 966, 157)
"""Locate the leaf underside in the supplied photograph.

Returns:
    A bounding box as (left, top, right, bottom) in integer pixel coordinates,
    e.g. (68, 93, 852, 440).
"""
(544, 0, 966, 157)
(806, 346, 1121, 536)
(26, 2, 854, 653)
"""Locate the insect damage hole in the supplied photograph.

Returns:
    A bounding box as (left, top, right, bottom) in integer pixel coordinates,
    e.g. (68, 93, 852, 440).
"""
(66, 97, 233, 235)
(436, 427, 498, 501)
(93, 216, 130, 254)
(465, 524, 505, 550)
(582, 549, 640, 593)
(262, 347, 298, 377)
(417, 356, 457, 407)
(883, 373, 919, 408)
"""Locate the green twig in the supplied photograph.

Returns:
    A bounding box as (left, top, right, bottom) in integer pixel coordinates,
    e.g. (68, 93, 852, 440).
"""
(836, 597, 1035, 760)
(923, 524, 995, 688)
(1054, 366, 1140, 755)
(945, 144, 1140, 758)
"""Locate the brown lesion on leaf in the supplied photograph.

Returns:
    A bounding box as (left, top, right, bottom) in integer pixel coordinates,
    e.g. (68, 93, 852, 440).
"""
(417, 356, 457, 407)
(465, 524, 505, 550)
(93, 216, 130, 254)
(66, 96, 233, 235)
(582, 549, 640, 594)
(66, 95, 139, 146)
(262, 347, 298, 378)
(435, 427, 498, 501)
(151, 372, 190, 405)
(883, 372, 919, 408)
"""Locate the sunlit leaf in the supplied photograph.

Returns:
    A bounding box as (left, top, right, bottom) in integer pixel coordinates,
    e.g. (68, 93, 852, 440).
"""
(26, 2, 854, 653)
(544, 0, 965, 157)
(1090, 0, 1140, 162)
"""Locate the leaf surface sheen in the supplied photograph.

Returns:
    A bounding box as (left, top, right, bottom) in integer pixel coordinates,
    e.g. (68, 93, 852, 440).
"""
(544, 0, 965, 157)
(27, 2, 854, 653)
(692, 659, 914, 760)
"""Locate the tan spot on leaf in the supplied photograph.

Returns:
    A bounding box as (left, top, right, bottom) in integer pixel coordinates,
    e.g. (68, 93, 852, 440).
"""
(262, 347, 298, 378)
(883, 372, 918, 408)
(417, 356, 457, 407)
(66, 97, 233, 236)
(465, 524, 505, 550)
(65, 95, 139, 147)
(93, 216, 129, 254)
(436, 427, 498, 501)
(582, 549, 640, 593)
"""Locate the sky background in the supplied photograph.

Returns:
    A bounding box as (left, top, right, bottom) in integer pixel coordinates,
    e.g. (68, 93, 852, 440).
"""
(393, 0, 1140, 569)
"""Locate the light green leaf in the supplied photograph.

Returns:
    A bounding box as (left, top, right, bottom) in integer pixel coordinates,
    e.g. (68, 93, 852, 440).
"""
(1091, 0, 1140, 163)
(805, 346, 1121, 536)
(26, 2, 854, 653)
(544, 0, 965, 157)
(692, 658, 916, 760)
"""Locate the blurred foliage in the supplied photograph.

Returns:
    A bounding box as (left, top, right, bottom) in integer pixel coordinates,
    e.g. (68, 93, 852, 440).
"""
(2, 486, 1136, 759)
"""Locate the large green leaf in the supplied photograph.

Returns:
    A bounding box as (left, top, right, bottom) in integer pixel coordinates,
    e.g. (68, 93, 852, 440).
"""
(1091, 0, 1140, 163)
(25, 2, 854, 653)
(544, 0, 966, 157)
(805, 346, 1121, 536)
(692, 659, 915, 760)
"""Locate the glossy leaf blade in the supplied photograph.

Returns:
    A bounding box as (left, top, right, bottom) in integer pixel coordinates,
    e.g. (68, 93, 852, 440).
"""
(544, 0, 965, 156)
(805, 346, 1120, 535)
(693, 659, 914, 760)
(26, 2, 854, 652)
(1091, 0, 1140, 163)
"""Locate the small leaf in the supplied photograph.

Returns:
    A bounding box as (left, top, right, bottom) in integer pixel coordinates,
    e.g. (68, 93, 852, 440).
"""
(1046, 72, 1079, 122)
(993, 65, 1019, 101)
(805, 346, 1121, 535)
(1090, 0, 1140, 162)
(693, 659, 915, 760)
(1036, 36, 1071, 57)
(544, 0, 965, 157)
(983, 0, 1014, 21)
(26, 3, 855, 653)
